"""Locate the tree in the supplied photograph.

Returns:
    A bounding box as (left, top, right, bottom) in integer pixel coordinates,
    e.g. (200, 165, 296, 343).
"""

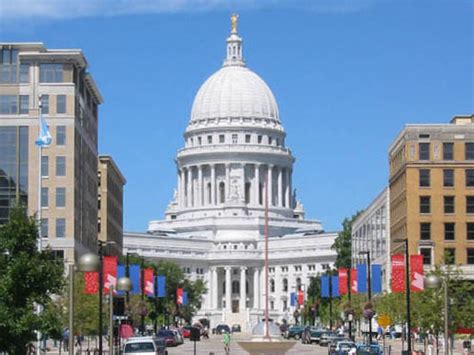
(0, 205, 64, 354)
(332, 211, 363, 269)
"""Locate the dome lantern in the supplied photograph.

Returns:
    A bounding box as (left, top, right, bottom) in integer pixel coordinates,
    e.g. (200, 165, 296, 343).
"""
(224, 13, 245, 67)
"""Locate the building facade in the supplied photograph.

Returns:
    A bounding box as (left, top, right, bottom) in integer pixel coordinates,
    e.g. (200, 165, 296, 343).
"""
(98, 155, 126, 256)
(388, 115, 474, 279)
(124, 21, 337, 329)
(0, 43, 103, 263)
(351, 187, 391, 291)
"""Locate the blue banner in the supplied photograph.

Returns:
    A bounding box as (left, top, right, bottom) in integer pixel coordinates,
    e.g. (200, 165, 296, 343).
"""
(183, 291, 188, 305)
(290, 292, 296, 306)
(157, 275, 166, 298)
(130, 264, 141, 295)
(117, 265, 125, 295)
(332, 276, 339, 297)
(371, 264, 382, 294)
(357, 264, 367, 293)
(321, 275, 330, 298)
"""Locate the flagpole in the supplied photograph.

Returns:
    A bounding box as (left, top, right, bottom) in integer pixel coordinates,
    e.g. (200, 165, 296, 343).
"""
(36, 99, 43, 355)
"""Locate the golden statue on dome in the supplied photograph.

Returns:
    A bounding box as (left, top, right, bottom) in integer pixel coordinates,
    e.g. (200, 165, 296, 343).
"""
(231, 13, 239, 33)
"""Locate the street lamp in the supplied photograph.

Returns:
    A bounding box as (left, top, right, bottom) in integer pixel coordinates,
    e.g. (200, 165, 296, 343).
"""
(112, 275, 132, 355)
(425, 274, 449, 355)
(359, 251, 373, 345)
(322, 264, 333, 330)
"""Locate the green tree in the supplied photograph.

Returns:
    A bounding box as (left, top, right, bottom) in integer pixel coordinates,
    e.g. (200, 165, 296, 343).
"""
(332, 211, 363, 269)
(0, 206, 65, 354)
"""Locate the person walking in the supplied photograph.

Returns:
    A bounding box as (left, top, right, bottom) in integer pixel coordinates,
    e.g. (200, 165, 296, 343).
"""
(63, 328, 69, 352)
(223, 331, 231, 354)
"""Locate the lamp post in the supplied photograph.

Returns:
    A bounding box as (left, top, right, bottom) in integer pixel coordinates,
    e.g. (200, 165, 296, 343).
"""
(323, 265, 333, 330)
(394, 239, 411, 354)
(113, 276, 132, 355)
(359, 251, 372, 345)
(424, 274, 449, 355)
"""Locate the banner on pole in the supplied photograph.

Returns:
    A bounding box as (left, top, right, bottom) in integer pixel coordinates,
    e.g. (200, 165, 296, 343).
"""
(290, 292, 297, 306)
(116, 265, 125, 295)
(183, 291, 188, 305)
(143, 268, 154, 297)
(130, 264, 141, 295)
(297, 290, 304, 305)
(391, 254, 405, 293)
(84, 271, 98, 294)
(338, 268, 348, 295)
(331, 276, 339, 297)
(357, 264, 367, 293)
(410, 255, 424, 292)
(321, 275, 330, 298)
(371, 264, 382, 293)
(177, 288, 183, 305)
(351, 268, 357, 294)
(103, 256, 117, 294)
(157, 275, 166, 298)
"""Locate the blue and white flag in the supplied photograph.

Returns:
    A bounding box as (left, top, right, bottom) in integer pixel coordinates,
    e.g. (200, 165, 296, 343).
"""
(182, 291, 188, 305)
(371, 264, 382, 294)
(157, 275, 166, 298)
(331, 276, 339, 297)
(321, 276, 330, 298)
(35, 111, 51, 147)
(290, 292, 297, 306)
(357, 264, 368, 293)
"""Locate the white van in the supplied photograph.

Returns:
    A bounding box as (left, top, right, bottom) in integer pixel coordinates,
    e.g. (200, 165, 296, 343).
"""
(123, 336, 167, 355)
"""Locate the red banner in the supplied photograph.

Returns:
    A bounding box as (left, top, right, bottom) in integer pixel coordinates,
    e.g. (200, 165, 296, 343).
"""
(103, 256, 117, 294)
(410, 255, 424, 292)
(143, 268, 154, 296)
(84, 271, 99, 294)
(350, 268, 357, 294)
(338, 268, 348, 295)
(391, 254, 405, 293)
(297, 290, 304, 305)
(177, 287, 183, 304)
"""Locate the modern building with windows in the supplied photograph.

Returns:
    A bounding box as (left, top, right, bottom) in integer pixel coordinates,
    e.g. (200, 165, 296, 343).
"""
(388, 115, 474, 279)
(0, 43, 106, 263)
(124, 21, 337, 329)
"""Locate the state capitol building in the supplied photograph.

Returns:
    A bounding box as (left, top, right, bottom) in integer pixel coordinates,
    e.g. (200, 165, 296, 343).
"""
(124, 18, 337, 329)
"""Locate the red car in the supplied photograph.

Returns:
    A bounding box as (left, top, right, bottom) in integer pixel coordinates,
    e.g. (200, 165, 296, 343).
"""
(157, 330, 177, 347)
(180, 326, 191, 338)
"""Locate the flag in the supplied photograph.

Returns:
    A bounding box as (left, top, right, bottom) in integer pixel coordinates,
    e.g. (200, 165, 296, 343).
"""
(338, 268, 348, 295)
(157, 275, 166, 298)
(410, 255, 424, 292)
(290, 292, 296, 306)
(183, 291, 188, 305)
(331, 276, 339, 297)
(391, 254, 405, 293)
(371, 264, 382, 294)
(297, 290, 304, 305)
(351, 268, 358, 294)
(103, 256, 117, 294)
(35, 109, 51, 147)
(177, 288, 183, 305)
(143, 268, 154, 297)
(321, 275, 330, 298)
(84, 271, 98, 294)
(130, 264, 141, 295)
(117, 264, 126, 296)
(357, 264, 368, 293)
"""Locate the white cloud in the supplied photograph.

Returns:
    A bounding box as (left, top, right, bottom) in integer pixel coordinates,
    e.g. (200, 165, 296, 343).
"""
(0, 0, 373, 21)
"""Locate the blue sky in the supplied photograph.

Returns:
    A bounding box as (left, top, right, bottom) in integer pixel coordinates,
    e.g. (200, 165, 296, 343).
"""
(1, 0, 472, 232)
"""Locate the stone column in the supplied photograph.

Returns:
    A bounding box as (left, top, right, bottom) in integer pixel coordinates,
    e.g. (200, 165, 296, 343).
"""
(254, 164, 260, 205)
(211, 164, 216, 205)
(239, 267, 247, 311)
(289, 168, 293, 208)
(180, 168, 186, 208)
(206, 268, 212, 309)
(253, 268, 260, 309)
(277, 166, 283, 207)
(241, 164, 246, 203)
(198, 165, 203, 207)
(225, 266, 232, 312)
(285, 168, 290, 208)
(211, 267, 218, 309)
(268, 165, 273, 206)
(187, 167, 192, 207)
(225, 164, 231, 202)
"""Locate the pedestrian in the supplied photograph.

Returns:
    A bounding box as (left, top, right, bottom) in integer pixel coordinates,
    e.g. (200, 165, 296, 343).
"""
(377, 325, 383, 341)
(223, 331, 231, 355)
(63, 328, 69, 352)
(463, 339, 471, 354)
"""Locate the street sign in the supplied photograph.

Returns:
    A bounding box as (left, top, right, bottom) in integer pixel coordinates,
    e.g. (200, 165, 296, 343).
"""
(378, 314, 391, 328)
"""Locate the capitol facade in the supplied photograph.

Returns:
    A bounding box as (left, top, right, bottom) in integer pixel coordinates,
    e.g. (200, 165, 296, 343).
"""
(124, 19, 337, 330)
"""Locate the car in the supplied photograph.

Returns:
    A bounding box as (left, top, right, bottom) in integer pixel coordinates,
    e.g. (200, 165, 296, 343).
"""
(123, 336, 168, 355)
(212, 324, 231, 334)
(334, 341, 356, 354)
(310, 329, 328, 344)
(328, 338, 352, 354)
(232, 324, 241, 332)
(355, 344, 383, 354)
(156, 330, 177, 347)
(171, 329, 184, 345)
(285, 325, 305, 340)
(180, 325, 191, 338)
(319, 332, 338, 347)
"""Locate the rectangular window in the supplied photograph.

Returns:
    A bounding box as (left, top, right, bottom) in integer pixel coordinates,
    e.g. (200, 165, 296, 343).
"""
(420, 223, 431, 240)
(419, 169, 430, 187)
(257, 135, 262, 144)
(420, 248, 431, 265)
(466, 170, 474, 187)
(443, 142, 454, 160)
(19, 64, 29, 83)
(420, 196, 431, 213)
(419, 142, 430, 160)
(19, 95, 29, 114)
(55, 187, 66, 207)
(467, 223, 474, 240)
(197, 136, 202, 145)
(245, 134, 251, 143)
(41, 187, 48, 207)
(444, 223, 455, 241)
(444, 248, 455, 264)
(55, 218, 66, 238)
(41, 156, 49, 177)
(56, 156, 66, 176)
(444, 196, 455, 213)
(466, 143, 474, 160)
(467, 196, 474, 213)
(56, 95, 66, 114)
(219, 134, 225, 143)
(56, 126, 66, 145)
(207, 135, 212, 144)
(443, 169, 454, 187)
(40, 218, 48, 237)
(39, 63, 64, 83)
(0, 95, 18, 114)
(41, 95, 49, 114)
(467, 248, 474, 265)
(232, 134, 238, 144)
(268, 136, 273, 145)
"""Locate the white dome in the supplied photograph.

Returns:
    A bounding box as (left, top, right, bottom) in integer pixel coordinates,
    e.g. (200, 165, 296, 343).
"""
(190, 65, 280, 122)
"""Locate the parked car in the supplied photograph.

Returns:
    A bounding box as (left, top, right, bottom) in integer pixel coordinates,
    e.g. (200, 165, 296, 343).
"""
(123, 336, 168, 355)
(328, 338, 351, 354)
(180, 326, 191, 338)
(319, 332, 338, 347)
(334, 341, 356, 354)
(171, 329, 184, 345)
(355, 344, 383, 354)
(212, 324, 231, 334)
(156, 330, 177, 347)
(232, 324, 241, 332)
(310, 329, 328, 344)
(285, 325, 305, 340)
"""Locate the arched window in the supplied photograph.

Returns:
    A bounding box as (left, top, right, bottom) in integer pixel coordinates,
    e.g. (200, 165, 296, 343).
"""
(296, 277, 302, 291)
(207, 182, 211, 204)
(219, 182, 225, 203)
(270, 279, 275, 293)
(283, 278, 288, 292)
(232, 281, 239, 294)
(245, 182, 251, 204)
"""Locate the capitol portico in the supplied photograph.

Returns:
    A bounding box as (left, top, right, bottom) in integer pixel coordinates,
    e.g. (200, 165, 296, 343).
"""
(124, 17, 337, 329)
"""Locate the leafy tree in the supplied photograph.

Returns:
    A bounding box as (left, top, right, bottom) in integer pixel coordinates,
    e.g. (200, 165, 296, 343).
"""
(0, 205, 64, 354)
(332, 211, 363, 269)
